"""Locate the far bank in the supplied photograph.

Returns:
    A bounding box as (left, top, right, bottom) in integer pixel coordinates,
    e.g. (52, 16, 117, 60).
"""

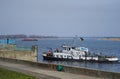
(99, 37, 120, 41)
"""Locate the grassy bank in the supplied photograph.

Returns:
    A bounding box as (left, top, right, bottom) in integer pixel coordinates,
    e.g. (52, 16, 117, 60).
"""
(0, 67, 38, 79)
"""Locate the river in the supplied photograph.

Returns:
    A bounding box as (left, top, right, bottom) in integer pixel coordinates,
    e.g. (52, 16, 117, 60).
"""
(15, 37, 120, 72)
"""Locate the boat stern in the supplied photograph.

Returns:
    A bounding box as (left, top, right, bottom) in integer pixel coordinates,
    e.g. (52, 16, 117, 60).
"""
(106, 57, 119, 62)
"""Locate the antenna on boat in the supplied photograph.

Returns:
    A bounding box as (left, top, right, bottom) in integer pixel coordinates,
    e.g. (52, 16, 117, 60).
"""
(73, 35, 78, 46)
(73, 35, 84, 46)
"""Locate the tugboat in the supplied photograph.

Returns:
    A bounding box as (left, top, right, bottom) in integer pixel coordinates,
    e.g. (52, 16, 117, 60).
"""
(42, 45, 119, 63)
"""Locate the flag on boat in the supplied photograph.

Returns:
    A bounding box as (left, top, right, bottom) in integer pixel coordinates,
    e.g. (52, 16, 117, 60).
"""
(80, 37, 84, 41)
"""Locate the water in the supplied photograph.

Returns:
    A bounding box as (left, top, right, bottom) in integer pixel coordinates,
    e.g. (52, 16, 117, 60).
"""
(15, 38, 120, 72)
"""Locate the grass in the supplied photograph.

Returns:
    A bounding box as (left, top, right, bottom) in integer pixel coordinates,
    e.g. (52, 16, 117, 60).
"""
(0, 67, 38, 79)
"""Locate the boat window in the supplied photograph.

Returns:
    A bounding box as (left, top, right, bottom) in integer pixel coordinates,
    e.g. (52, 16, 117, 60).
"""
(79, 55, 81, 58)
(68, 48, 70, 50)
(60, 55, 63, 58)
(66, 48, 70, 51)
(67, 55, 71, 58)
(55, 48, 60, 52)
(64, 55, 66, 57)
(67, 56, 69, 58)
(72, 47, 75, 49)
(56, 55, 59, 58)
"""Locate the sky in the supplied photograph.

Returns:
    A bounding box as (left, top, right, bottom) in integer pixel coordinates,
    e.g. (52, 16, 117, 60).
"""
(0, 0, 120, 37)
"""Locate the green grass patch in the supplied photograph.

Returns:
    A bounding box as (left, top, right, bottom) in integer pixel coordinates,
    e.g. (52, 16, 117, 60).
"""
(0, 67, 38, 79)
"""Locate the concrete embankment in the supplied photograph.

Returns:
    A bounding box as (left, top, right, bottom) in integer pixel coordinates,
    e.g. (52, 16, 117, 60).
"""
(0, 45, 37, 62)
(0, 57, 120, 79)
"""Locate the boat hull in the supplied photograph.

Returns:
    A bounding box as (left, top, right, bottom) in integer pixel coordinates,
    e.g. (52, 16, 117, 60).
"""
(43, 56, 119, 63)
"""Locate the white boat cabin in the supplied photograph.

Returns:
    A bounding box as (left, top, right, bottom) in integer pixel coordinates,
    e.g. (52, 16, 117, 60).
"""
(53, 45, 89, 60)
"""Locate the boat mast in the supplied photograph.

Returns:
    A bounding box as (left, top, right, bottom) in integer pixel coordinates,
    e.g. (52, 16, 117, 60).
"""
(73, 35, 78, 46)
(73, 35, 84, 47)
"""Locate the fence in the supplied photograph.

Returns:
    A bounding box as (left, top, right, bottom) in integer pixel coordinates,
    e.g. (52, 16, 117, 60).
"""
(0, 44, 32, 51)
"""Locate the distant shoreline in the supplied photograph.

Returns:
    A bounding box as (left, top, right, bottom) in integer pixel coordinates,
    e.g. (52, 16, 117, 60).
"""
(100, 37, 120, 41)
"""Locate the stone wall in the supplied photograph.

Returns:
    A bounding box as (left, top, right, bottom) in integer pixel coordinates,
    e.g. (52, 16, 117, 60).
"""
(0, 45, 38, 62)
